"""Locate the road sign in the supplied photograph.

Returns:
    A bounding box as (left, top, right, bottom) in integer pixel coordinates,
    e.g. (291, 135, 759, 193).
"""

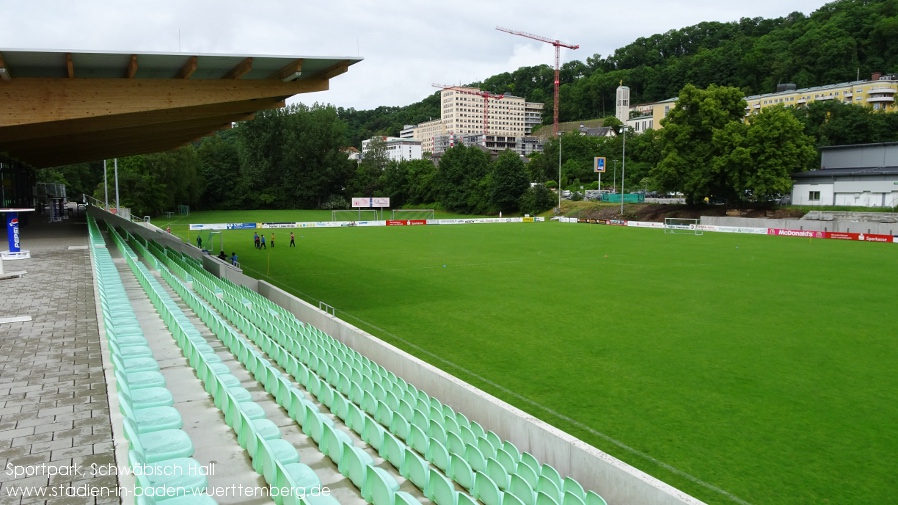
(594, 157, 606, 173)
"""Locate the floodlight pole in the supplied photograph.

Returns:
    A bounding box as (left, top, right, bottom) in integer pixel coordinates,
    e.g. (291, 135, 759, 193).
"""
(620, 128, 626, 215)
(103, 160, 108, 211)
(114, 158, 120, 216)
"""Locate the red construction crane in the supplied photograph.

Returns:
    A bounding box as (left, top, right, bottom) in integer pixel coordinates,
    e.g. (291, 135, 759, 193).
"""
(496, 26, 579, 137)
(433, 83, 505, 145)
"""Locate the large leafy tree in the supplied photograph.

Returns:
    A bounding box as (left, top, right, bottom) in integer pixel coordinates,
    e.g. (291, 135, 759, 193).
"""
(436, 145, 490, 213)
(652, 84, 747, 205)
(490, 150, 529, 213)
(714, 105, 816, 203)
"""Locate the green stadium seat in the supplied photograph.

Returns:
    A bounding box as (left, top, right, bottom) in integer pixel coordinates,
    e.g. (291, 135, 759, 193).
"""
(449, 454, 475, 492)
(429, 419, 448, 445)
(320, 422, 351, 466)
(540, 465, 564, 494)
(485, 457, 509, 490)
(473, 471, 503, 505)
(426, 468, 458, 505)
(446, 431, 465, 457)
(341, 445, 374, 489)
(380, 431, 405, 469)
(458, 492, 478, 505)
(363, 465, 400, 505)
(509, 474, 536, 505)
(390, 411, 411, 440)
(408, 423, 429, 455)
(584, 491, 608, 505)
(562, 477, 586, 501)
(400, 446, 429, 491)
(502, 441, 521, 464)
(465, 443, 487, 473)
(376, 400, 394, 426)
(347, 401, 367, 433)
(362, 416, 386, 451)
(503, 490, 526, 505)
(536, 491, 559, 505)
(277, 463, 321, 505)
(537, 475, 562, 503)
(118, 393, 183, 434)
(123, 418, 194, 464)
(129, 454, 208, 501)
(394, 491, 420, 505)
(425, 438, 450, 472)
(562, 492, 585, 505)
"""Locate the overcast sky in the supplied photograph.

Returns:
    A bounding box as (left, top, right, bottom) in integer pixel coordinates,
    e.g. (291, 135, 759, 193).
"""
(4, 0, 828, 110)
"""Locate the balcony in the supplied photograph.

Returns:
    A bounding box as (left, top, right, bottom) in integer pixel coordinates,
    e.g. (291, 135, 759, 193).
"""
(867, 86, 896, 95)
(866, 95, 895, 103)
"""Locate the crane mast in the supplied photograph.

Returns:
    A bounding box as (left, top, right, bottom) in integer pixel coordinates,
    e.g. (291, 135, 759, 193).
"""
(496, 26, 579, 137)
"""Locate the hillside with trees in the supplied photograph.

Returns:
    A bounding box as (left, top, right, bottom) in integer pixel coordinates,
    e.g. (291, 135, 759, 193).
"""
(340, 0, 898, 140)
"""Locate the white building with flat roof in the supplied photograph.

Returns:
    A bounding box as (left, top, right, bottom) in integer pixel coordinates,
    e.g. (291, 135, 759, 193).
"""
(361, 137, 423, 162)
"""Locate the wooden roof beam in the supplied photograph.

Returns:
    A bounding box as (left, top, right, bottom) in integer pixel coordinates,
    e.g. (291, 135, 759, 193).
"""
(223, 57, 253, 79)
(0, 53, 10, 82)
(311, 60, 350, 81)
(125, 54, 138, 79)
(66, 53, 74, 78)
(178, 56, 198, 79)
(268, 59, 304, 81)
(0, 112, 254, 151)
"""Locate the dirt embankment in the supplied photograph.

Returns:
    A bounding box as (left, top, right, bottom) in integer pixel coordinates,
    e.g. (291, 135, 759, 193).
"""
(560, 202, 806, 222)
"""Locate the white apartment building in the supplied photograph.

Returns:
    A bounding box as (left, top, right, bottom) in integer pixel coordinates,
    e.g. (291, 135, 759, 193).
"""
(406, 88, 545, 156)
(361, 137, 423, 162)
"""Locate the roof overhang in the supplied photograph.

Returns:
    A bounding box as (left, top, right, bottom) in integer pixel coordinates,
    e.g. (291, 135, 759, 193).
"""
(0, 49, 362, 168)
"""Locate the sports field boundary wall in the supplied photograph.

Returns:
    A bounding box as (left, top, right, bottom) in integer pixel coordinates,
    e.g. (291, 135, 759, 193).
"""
(258, 280, 706, 505)
(701, 215, 898, 235)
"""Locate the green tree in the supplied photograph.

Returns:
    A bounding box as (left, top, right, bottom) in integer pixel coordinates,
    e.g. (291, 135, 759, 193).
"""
(715, 105, 816, 203)
(519, 185, 556, 215)
(490, 150, 529, 213)
(652, 84, 747, 205)
(436, 145, 490, 213)
(197, 131, 242, 209)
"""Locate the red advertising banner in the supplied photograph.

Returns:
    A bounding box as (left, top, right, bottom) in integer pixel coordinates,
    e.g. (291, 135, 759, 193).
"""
(825, 232, 893, 243)
(386, 220, 427, 227)
(766, 228, 825, 238)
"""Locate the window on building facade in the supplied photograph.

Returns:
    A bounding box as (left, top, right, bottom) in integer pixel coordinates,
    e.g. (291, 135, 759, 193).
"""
(809, 191, 820, 201)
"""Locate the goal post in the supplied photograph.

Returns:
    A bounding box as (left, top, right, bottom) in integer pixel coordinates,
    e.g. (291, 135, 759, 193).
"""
(391, 209, 435, 221)
(664, 218, 703, 235)
(332, 209, 378, 222)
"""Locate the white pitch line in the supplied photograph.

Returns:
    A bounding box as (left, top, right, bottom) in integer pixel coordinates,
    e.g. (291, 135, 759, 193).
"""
(0, 315, 32, 324)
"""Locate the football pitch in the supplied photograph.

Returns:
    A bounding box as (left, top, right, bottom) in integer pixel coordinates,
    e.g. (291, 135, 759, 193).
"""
(172, 212, 898, 505)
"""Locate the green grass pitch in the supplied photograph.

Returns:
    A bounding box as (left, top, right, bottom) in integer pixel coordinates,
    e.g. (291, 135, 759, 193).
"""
(169, 212, 898, 505)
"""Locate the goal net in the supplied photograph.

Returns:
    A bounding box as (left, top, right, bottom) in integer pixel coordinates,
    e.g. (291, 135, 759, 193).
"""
(332, 209, 378, 222)
(391, 209, 435, 221)
(664, 218, 703, 235)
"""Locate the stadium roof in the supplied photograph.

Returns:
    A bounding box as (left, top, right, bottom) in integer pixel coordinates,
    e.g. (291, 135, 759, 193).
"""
(0, 49, 362, 168)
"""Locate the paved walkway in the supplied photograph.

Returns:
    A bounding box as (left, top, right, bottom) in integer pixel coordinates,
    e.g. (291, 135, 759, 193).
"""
(0, 212, 118, 504)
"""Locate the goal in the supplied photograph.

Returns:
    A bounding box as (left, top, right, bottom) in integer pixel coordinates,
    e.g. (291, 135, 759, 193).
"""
(664, 218, 703, 235)
(332, 209, 378, 222)
(391, 209, 435, 221)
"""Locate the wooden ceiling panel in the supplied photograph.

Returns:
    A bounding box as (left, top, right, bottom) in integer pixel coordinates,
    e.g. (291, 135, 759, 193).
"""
(0, 50, 361, 168)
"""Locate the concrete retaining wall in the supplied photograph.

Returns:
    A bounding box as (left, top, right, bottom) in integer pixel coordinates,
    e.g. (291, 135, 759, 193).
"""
(701, 215, 898, 235)
(259, 281, 705, 505)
